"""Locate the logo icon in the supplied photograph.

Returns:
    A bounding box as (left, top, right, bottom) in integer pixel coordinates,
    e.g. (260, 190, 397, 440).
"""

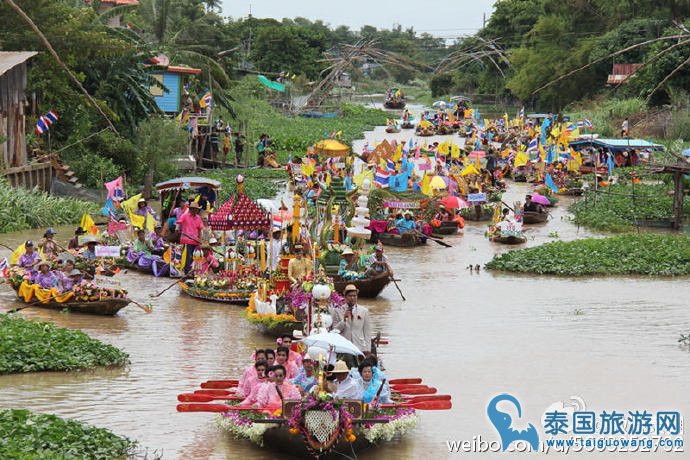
(487, 393, 539, 451)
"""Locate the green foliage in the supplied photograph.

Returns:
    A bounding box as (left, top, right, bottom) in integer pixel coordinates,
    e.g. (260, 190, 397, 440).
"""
(201, 169, 287, 203)
(0, 178, 100, 233)
(135, 117, 187, 196)
(569, 183, 690, 232)
(64, 151, 125, 190)
(0, 409, 136, 459)
(430, 74, 454, 97)
(0, 315, 129, 374)
(486, 234, 690, 276)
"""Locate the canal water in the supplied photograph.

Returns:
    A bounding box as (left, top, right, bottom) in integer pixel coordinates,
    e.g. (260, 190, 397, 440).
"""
(1, 126, 688, 459)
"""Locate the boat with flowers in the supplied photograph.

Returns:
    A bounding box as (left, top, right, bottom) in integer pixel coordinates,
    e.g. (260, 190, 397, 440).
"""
(179, 270, 261, 304)
(4, 267, 131, 315)
(177, 334, 451, 458)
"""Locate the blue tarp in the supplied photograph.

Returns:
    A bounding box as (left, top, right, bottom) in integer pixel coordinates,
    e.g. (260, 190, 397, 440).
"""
(569, 138, 665, 152)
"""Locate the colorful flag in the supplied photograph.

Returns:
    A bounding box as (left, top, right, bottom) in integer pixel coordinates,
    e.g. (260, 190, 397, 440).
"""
(386, 159, 396, 172)
(45, 109, 59, 125)
(199, 91, 212, 108)
(80, 213, 99, 235)
(104, 176, 124, 200)
(584, 118, 593, 129)
(35, 116, 49, 135)
(577, 120, 584, 129)
(527, 138, 538, 152)
(519, 106, 525, 119)
(374, 168, 390, 188)
(0, 257, 7, 278)
(545, 173, 559, 193)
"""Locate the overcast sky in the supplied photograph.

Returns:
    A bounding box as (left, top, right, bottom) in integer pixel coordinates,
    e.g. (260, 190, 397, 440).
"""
(221, 0, 496, 38)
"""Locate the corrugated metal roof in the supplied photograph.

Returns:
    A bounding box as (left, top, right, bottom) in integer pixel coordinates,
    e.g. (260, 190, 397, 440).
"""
(0, 51, 38, 77)
(569, 138, 665, 151)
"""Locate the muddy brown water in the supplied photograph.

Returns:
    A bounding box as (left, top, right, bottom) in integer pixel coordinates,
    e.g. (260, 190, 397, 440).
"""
(1, 129, 689, 459)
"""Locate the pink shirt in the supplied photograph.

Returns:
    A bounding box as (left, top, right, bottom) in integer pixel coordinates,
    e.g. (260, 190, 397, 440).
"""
(240, 380, 267, 406)
(256, 382, 300, 411)
(237, 366, 257, 398)
(276, 360, 299, 380)
(176, 212, 204, 245)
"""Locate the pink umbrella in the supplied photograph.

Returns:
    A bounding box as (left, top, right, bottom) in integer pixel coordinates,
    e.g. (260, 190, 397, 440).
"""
(467, 150, 486, 159)
(439, 196, 470, 209)
(530, 193, 551, 205)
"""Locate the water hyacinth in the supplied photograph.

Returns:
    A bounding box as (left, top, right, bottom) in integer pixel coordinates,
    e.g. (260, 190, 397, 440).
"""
(0, 178, 99, 233)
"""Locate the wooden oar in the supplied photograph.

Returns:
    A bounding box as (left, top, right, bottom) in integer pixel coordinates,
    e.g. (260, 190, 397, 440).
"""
(389, 276, 406, 301)
(380, 400, 452, 410)
(125, 298, 153, 314)
(200, 380, 239, 389)
(396, 387, 437, 395)
(178, 393, 242, 402)
(413, 230, 452, 248)
(390, 383, 431, 390)
(398, 395, 452, 403)
(389, 378, 422, 385)
(148, 272, 193, 298)
(194, 389, 235, 396)
(177, 403, 254, 413)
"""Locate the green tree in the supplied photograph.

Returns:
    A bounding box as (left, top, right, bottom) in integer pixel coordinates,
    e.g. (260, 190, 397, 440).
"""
(136, 117, 187, 198)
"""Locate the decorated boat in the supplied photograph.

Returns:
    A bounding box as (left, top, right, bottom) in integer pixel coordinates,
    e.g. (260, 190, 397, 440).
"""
(521, 211, 548, 224)
(384, 126, 401, 134)
(489, 234, 527, 245)
(383, 88, 405, 109)
(5, 268, 132, 316)
(557, 187, 584, 196)
(431, 220, 460, 235)
(178, 272, 259, 305)
(487, 220, 527, 245)
(459, 205, 493, 222)
(400, 121, 414, 129)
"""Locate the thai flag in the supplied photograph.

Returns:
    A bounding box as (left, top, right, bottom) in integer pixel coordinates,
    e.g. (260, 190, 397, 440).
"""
(527, 138, 538, 151)
(577, 120, 584, 129)
(0, 257, 7, 278)
(584, 118, 593, 129)
(45, 109, 59, 125)
(519, 106, 525, 119)
(386, 159, 396, 172)
(35, 116, 49, 135)
(374, 168, 390, 188)
(566, 123, 575, 132)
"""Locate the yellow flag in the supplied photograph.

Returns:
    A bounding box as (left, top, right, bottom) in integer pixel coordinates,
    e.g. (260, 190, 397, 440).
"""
(514, 151, 530, 168)
(353, 169, 374, 187)
(80, 213, 98, 235)
(145, 212, 156, 233)
(420, 174, 431, 196)
(129, 212, 145, 230)
(451, 144, 460, 158)
(460, 164, 480, 176)
(539, 142, 546, 161)
(393, 144, 403, 161)
(10, 242, 26, 265)
(120, 193, 142, 217)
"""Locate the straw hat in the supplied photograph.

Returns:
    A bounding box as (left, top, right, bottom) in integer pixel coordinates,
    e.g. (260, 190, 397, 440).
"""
(331, 360, 350, 374)
(343, 284, 359, 294)
(188, 201, 201, 209)
(340, 247, 354, 256)
(36, 260, 51, 270)
(68, 269, 82, 277)
(404, 211, 413, 217)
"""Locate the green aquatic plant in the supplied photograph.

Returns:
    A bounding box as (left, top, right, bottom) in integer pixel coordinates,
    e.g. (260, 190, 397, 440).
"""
(486, 234, 690, 276)
(0, 409, 136, 459)
(0, 315, 129, 374)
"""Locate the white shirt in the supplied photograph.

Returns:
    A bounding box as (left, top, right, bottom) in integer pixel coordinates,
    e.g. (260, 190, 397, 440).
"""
(335, 375, 363, 400)
(270, 237, 282, 271)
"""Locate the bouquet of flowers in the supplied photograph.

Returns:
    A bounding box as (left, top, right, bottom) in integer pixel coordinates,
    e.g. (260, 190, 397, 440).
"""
(72, 282, 128, 301)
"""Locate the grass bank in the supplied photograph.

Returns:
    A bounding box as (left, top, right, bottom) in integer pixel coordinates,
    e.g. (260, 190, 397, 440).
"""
(0, 409, 136, 459)
(200, 168, 288, 202)
(0, 178, 100, 234)
(486, 234, 690, 276)
(0, 315, 129, 374)
(569, 184, 690, 232)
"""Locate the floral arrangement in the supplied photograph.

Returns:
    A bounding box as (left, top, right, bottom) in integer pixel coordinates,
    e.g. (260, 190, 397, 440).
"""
(72, 282, 128, 301)
(287, 394, 357, 454)
(5, 266, 29, 288)
(216, 410, 279, 446)
(360, 407, 418, 443)
(245, 294, 301, 331)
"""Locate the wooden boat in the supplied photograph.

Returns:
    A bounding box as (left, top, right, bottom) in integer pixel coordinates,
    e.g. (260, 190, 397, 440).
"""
(385, 127, 401, 134)
(178, 279, 251, 305)
(377, 232, 427, 247)
(557, 188, 584, 196)
(332, 272, 391, 298)
(432, 221, 459, 235)
(490, 235, 527, 245)
(401, 121, 414, 129)
(460, 206, 493, 222)
(383, 100, 405, 109)
(9, 282, 130, 316)
(522, 211, 548, 224)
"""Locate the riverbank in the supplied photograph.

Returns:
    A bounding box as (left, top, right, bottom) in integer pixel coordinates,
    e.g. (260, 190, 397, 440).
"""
(200, 168, 287, 202)
(0, 315, 129, 374)
(486, 234, 690, 276)
(0, 408, 136, 458)
(0, 178, 99, 234)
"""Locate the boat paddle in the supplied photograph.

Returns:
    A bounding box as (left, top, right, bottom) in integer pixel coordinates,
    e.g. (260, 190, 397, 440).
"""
(395, 386, 438, 395)
(413, 230, 452, 248)
(124, 298, 153, 314)
(177, 403, 255, 413)
(148, 271, 194, 298)
(394, 395, 452, 404)
(389, 276, 406, 301)
(200, 379, 239, 389)
(380, 400, 452, 410)
(389, 378, 422, 385)
(178, 393, 242, 403)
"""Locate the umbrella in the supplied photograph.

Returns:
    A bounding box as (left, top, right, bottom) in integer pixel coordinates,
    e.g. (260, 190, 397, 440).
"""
(314, 139, 350, 157)
(440, 196, 470, 209)
(432, 101, 447, 108)
(683, 148, 690, 157)
(429, 176, 447, 190)
(467, 150, 486, 159)
(300, 332, 364, 357)
(530, 193, 551, 205)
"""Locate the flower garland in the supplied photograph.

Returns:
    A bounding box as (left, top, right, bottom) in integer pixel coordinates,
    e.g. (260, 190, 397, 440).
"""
(216, 412, 278, 446)
(360, 408, 418, 443)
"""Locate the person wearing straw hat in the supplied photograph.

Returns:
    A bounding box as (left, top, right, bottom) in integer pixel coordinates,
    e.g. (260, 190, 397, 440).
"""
(33, 260, 58, 289)
(331, 360, 363, 400)
(80, 236, 100, 261)
(330, 284, 372, 354)
(338, 247, 362, 280)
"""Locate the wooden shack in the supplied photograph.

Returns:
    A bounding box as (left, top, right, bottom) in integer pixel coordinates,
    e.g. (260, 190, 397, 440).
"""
(1, 51, 37, 170)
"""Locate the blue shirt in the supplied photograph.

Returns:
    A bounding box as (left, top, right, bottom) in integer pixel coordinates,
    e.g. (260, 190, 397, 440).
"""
(395, 218, 415, 233)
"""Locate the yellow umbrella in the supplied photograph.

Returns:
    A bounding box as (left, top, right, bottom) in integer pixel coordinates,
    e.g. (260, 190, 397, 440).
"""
(429, 176, 447, 190)
(314, 139, 350, 157)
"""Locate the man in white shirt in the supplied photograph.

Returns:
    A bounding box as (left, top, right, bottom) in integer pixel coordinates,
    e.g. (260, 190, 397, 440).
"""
(332, 360, 363, 400)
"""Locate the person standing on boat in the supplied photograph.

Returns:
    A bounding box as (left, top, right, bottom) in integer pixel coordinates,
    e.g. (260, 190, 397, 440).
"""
(287, 245, 312, 286)
(269, 228, 284, 271)
(176, 201, 205, 272)
(331, 285, 373, 354)
(38, 228, 59, 260)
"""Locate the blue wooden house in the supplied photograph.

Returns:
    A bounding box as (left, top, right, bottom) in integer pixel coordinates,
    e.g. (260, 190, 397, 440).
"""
(148, 55, 201, 114)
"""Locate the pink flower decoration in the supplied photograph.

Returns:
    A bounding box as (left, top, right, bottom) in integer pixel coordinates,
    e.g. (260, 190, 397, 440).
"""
(268, 371, 275, 378)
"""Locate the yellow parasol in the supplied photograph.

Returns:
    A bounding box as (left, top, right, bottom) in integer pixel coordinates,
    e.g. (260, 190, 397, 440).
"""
(429, 176, 447, 190)
(314, 139, 350, 157)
